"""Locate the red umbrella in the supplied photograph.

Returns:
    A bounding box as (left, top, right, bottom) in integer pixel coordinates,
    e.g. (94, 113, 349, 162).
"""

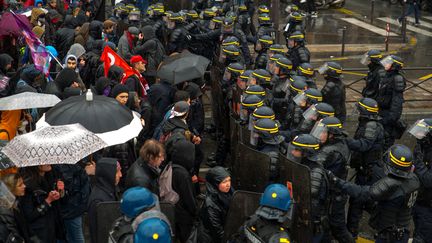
(0, 12, 31, 38)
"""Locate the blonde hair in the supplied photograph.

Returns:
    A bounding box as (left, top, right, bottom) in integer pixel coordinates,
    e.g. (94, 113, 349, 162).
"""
(139, 139, 165, 162)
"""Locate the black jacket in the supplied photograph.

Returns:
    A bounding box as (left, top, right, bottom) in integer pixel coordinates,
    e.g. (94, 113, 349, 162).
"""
(134, 25, 166, 77)
(200, 167, 233, 243)
(54, 16, 76, 60)
(88, 158, 119, 243)
(148, 81, 176, 130)
(124, 157, 160, 196)
(0, 206, 38, 243)
(321, 76, 347, 123)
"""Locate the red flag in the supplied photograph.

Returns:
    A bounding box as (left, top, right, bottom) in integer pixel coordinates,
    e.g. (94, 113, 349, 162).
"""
(100, 46, 135, 78)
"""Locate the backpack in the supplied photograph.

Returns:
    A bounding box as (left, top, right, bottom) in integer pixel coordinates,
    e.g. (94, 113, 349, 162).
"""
(152, 108, 173, 141)
(159, 162, 179, 205)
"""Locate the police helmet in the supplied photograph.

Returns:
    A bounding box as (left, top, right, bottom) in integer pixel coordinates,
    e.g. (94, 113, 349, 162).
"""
(210, 16, 223, 29)
(227, 62, 245, 75)
(202, 8, 217, 19)
(254, 118, 284, 145)
(318, 62, 343, 78)
(289, 11, 303, 23)
(258, 13, 272, 26)
(287, 31, 305, 43)
(222, 16, 235, 27)
(381, 55, 404, 71)
(251, 69, 272, 85)
(120, 187, 158, 219)
(222, 36, 240, 47)
(285, 4, 299, 14)
(241, 94, 264, 110)
(268, 44, 285, 55)
(260, 184, 292, 212)
(383, 144, 413, 178)
(225, 11, 237, 22)
(360, 49, 382, 65)
(258, 4, 270, 14)
(186, 10, 199, 21)
(269, 53, 285, 62)
(275, 57, 293, 74)
(257, 35, 274, 47)
(408, 118, 432, 140)
(294, 88, 322, 107)
(253, 106, 275, 120)
(222, 45, 241, 58)
(298, 63, 315, 77)
(303, 102, 335, 121)
(128, 8, 141, 21)
(238, 4, 248, 12)
(310, 116, 343, 144)
(240, 70, 254, 82)
(168, 12, 185, 23)
(245, 85, 266, 98)
(289, 76, 308, 95)
(134, 216, 172, 243)
(356, 97, 379, 118)
(289, 134, 320, 158)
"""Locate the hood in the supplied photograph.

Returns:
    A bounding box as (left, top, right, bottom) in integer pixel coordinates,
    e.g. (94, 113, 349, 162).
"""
(205, 166, 230, 195)
(91, 40, 105, 55)
(67, 44, 86, 59)
(89, 20, 103, 39)
(0, 54, 13, 75)
(20, 64, 42, 83)
(141, 25, 156, 41)
(64, 54, 77, 68)
(94, 77, 111, 95)
(95, 157, 118, 194)
(171, 140, 195, 173)
(30, 8, 45, 26)
(63, 15, 78, 29)
(77, 22, 90, 39)
(54, 68, 77, 91)
(162, 117, 189, 134)
(108, 65, 124, 83)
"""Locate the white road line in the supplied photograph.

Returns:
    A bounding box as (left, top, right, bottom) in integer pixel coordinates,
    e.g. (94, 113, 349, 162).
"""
(423, 16, 432, 21)
(406, 17, 432, 29)
(378, 17, 432, 37)
(341, 18, 398, 36)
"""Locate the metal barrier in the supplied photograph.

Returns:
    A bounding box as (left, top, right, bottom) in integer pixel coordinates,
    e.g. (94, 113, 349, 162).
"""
(341, 67, 432, 102)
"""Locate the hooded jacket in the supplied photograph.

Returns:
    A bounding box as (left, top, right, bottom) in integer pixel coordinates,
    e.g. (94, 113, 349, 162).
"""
(54, 15, 77, 60)
(45, 68, 80, 99)
(30, 8, 45, 27)
(88, 158, 119, 243)
(133, 26, 165, 77)
(0, 54, 13, 76)
(74, 22, 90, 47)
(200, 167, 233, 243)
(86, 20, 103, 51)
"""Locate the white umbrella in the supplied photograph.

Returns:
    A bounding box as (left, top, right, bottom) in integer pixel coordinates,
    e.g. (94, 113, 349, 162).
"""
(2, 124, 107, 167)
(0, 92, 61, 110)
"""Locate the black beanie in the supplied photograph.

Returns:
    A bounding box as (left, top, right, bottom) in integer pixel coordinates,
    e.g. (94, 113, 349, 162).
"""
(111, 84, 129, 98)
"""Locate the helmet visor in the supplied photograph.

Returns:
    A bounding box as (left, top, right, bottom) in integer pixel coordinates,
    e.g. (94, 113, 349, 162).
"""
(250, 129, 259, 146)
(302, 105, 319, 121)
(223, 69, 232, 82)
(255, 42, 262, 52)
(408, 119, 430, 140)
(310, 120, 328, 144)
(0, 181, 15, 209)
(247, 76, 258, 86)
(293, 92, 307, 107)
(286, 142, 303, 161)
(380, 56, 394, 68)
(240, 104, 250, 122)
(317, 63, 329, 75)
(360, 52, 370, 66)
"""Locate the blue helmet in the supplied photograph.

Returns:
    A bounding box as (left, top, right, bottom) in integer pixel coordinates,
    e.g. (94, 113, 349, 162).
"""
(120, 187, 157, 219)
(46, 46, 58, 58)
(260, 184, 291, 211)
(134, 217, 172, 243)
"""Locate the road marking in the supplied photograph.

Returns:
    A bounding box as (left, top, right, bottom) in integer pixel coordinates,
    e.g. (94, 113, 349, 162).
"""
(423, 16, 432, 21)
(419, 73, 432, 81)
(341, 18, 398, 36)
(406, 17, 432, 29)
(337, 8, 355, 15)
(378, 17, 432, 37)
(343, 71, 367, 77)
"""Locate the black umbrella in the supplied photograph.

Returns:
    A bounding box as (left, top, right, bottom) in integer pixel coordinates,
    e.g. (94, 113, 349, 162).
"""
(36, 92, 143, 146)
(157, 51, 210, 84)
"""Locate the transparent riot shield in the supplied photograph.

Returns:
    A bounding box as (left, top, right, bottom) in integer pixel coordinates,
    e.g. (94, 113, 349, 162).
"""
(229, 115, 240, 169)
(232, 142, 271, 192)
(222, 190, 262, 242)
(278, 154, 313, 243)
(239, 124, 251, 145)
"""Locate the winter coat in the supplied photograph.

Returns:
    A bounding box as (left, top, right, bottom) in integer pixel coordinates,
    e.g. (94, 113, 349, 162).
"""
(30, 8, 44, 27)
(54, 15, 77, 60)
(103, 141, 136, 189)
(200, 167, 233, 243)
(74, 22, 90, 47)
(54, 164, 90, 220)
(88, 158, 119, 243)
(117, 32, 134, 61)
(86, 21, 103, 51)
(0, 205, 38, 243)
(162, 117, 190, 161)
(19, 170, 65, 243)
(44, 68, 81, 100)
(133, 25, 166, 77)
(148, 81, 176, 131)
(171, 140, 198, 242)
(124, 157, 160, 196)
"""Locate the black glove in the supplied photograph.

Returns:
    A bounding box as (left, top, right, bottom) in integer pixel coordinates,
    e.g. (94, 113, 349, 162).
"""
(326, 170, 338, 184)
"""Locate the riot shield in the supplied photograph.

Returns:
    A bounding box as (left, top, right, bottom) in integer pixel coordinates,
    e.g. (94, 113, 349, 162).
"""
(239, 124, 251, 145)
(210, 63, 224, 134)
(222, 190, 262, 242)
(278, 154, 313, 243)
(229, 115, 240, 168)
(96, 201, 121, 243)
(232, 142, 271, 192)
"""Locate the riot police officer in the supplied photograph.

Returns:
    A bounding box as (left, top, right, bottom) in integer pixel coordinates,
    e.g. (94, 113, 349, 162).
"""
(318, 61, 347, 123)
(293, 102, 335, 137)
(283, 11, 304, 39)
(231, 184, 293, 243)
(252, 118, 287, 182)
(328, 144, 420, 243)
(147, 4, 167, 46)
(267, 54, 287, 76)
(248, 69, 273, 91)
(310, 117, 354, 243)
(256, 13, 276, 39)
(286, 31, 310, 70)
(221, 17, 252, 66)
(280, 76, 308, 130)
(360, 49, 385, 99)
(408, 118, 432, 243)
(237, 4, 256, 41)
(297, 62, 317, 88)
(166, 12, 190, 54)
(254, 35, 274, 70)
(290, 88, 323, 129)
(376, 55, 406, 150)
(220, 44, 243, 66)
(346, 98, 385, 236)
(287, 134, 330, 242)
(244, 85, 266, 99)
(267, 44, 286, 60)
